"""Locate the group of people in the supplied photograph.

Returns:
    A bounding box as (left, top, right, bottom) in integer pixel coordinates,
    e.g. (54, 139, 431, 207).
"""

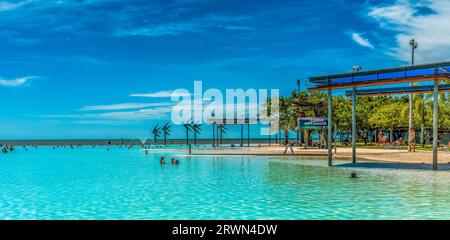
(160, 156, 180, 165)
(1, 145, 14, 153)
(377, 130, 415, 151)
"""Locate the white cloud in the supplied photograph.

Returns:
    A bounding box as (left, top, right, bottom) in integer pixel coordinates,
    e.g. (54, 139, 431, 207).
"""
(0, 0, 31, 11)
(115, 22, 202, 37)
(0, 76, 35, 87)
(115, 14, 251, 37)
(351, 32, 374, 49)
(130, 90, 190, 98)
(42, 107, 172, 121)
(79, 102, 172, 111)
(368, 0, 450, 63)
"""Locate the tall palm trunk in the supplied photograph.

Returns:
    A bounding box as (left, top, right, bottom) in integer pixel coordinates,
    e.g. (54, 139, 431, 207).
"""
(284, 130, 289, 145)
(212, 123, 216, 147)
(186, 128, 189, 145)
(305, 130, 309, 147)
(194, 131, 197, 145)
(216, 125, 219, 146)
(420, 118, 425, 147)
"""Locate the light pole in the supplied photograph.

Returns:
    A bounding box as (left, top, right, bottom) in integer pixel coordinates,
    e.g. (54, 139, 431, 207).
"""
(408, 39, 418, 152)
(410, 39, 418, 66)
(350, 65, 361, 163)
(352, 65, 362, 72)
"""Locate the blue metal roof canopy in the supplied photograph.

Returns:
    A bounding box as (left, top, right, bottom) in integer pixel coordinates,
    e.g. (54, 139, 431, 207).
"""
(308, 61, 450, 91)
(307, 61, 449, 170)
(344, 84, 450, 96)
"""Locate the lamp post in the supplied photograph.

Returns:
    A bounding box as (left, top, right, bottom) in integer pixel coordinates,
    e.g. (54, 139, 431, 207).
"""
(352, 65, 362, 72)
(408, 39, 418, 152)
(410, 39, 418, 66)
(351, 65, 361, 163)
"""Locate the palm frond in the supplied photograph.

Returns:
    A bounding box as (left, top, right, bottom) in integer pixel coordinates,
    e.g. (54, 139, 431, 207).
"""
(191, 123, 202, 133)
(162, 122, 171, 134)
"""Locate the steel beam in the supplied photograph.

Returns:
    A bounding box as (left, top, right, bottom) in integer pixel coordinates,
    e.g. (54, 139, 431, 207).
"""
(352, 87, 357, 163)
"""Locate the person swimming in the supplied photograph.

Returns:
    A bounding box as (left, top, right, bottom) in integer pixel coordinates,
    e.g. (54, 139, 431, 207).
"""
(145, 150, 148, 154)
(2, 147, 7, 154)
(160, 156, 165, 165)
(9, 146, 14, 152)
(350, 172, 358, 179)
(170, 158, 180, 165)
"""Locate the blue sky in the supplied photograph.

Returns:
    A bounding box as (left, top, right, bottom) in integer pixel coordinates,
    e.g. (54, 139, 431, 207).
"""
(0, 0, 449, 139)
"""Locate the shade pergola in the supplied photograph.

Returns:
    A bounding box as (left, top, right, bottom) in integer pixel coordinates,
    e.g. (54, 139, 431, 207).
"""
(308, 61, 450, 170)
(344, 84, 450, 96)
(206, 118, 258, 147)
(309, 62, 450, 91)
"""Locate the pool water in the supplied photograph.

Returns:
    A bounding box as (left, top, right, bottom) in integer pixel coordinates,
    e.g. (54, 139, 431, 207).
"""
(0, 146, 449, 219)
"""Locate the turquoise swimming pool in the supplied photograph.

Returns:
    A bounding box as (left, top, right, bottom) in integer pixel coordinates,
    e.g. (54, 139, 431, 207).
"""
(0, 146, 449, 219)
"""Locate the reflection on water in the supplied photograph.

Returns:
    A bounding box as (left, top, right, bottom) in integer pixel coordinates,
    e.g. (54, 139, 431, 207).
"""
(0, 146, 449, 219)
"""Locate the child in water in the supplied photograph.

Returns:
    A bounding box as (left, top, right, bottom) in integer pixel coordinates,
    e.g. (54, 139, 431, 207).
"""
(170, 158, 180, 165)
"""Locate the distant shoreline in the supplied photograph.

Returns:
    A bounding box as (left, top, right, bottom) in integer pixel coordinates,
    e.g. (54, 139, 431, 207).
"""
(0, 138, 277, 146)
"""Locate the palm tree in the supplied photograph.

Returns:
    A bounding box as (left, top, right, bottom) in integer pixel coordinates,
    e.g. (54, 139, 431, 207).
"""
(151, 125, 161, 145)
(191, 123, 202, 145)
(210, 111, 216, 147)
(183, 122, 192, 145)
(218, 124, 227, 145)
(294, 127, 301, 146)
(162, 122, 171, 145)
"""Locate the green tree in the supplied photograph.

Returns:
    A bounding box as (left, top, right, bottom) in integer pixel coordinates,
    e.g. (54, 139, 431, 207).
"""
(151, 125, 161, 145)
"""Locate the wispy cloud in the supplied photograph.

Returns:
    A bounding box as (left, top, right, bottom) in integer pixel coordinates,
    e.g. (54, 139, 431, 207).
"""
(224, 46, 261, 52)
(0, 0, 31, 12)
(367, 0, 450, 63)
(115, 22, 202, 37)
(115, 14, 251, 37)
(222, 25, 254, 31)
(0, 76, 35, 87)
(131, 90, 190, 98)
(80, 102, 172, 111)
(42, 107, 172, 121)
(350, 32, 374, 49)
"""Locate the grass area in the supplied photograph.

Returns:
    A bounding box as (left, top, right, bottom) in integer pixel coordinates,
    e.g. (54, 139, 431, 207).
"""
(335, 143, 443, 151)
